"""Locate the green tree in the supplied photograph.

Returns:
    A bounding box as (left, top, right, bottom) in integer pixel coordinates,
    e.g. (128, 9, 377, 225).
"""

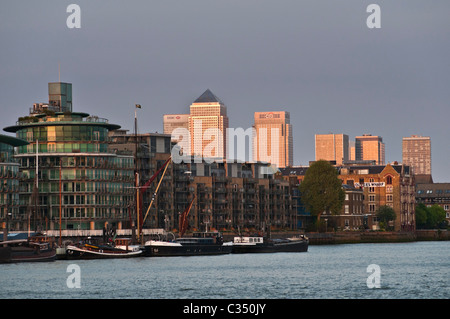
(299, 160, 345, 230)
(415, 204, 447, 229)
(427, 205, 447, 229)
(376, 205, 396, 230)
(415, 203, 428, 229)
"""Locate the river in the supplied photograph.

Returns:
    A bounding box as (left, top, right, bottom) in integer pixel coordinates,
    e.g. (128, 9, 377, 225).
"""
(0, 241, 448, 300)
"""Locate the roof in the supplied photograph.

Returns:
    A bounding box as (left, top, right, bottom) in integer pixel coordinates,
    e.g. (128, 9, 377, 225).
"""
(0, 133, 29, 147)
(279, 167, 309, 176)
(194, 89, 223, 103)
(279, 163, 410, 177)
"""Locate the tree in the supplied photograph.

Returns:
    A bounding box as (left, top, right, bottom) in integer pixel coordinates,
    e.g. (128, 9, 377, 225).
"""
(415, 204, 447, 229)
(427, 205, 447, 229)
(376, 205, 396, 230)
(299, 160, 345, 230)
(415, 203, 428, 229)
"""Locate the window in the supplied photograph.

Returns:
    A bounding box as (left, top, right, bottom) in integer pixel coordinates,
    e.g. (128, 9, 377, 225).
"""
(386, 176, 393, 185)
(369, 204, 376, 212)
(386, 195, 393, 202)
(48, 143, 56, 152)
(345, 205, 349, 214)
(369, 195, 376, 202)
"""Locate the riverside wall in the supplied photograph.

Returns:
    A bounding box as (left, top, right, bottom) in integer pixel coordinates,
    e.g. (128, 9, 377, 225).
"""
(227, 229, 449, 245)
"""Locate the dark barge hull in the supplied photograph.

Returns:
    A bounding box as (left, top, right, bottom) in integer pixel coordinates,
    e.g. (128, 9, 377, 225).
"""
(0, 246, 56, 263)
(232, 240, 308, 254)
(144, 243, 233, 257)
(65, 246, 142, 260)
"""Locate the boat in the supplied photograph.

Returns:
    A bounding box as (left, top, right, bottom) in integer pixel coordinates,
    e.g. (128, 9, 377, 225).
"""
(144, 230, 233, 257)
(232, 234, 309, 254)
(0, 233, 57, 263)
(65, 237, 142, 259)
(143, 195, 233, 256)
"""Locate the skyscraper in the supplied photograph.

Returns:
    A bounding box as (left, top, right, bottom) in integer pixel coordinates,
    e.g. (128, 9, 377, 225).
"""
(315, 133, 349, 165)
(188, 89, 229, 160)
(402, 135, 431, 176)
(163, 114, 189, 142)
(355, 134, 385, 165)
(253, 111, 293, 168)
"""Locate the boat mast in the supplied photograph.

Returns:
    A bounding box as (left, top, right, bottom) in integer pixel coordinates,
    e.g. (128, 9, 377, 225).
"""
(142, 156, 172, 226)
(179, 195, 195, 237)
(134, 104, 141, 242)
(59, 161, 62, 246)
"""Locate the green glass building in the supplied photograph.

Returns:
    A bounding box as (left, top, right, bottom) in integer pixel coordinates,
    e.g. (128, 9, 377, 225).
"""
(0, 134, 29, 232)
(3, 83, 134, 232)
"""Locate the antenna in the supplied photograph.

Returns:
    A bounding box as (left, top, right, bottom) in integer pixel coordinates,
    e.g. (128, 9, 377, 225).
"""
(58, 62, 61, 82)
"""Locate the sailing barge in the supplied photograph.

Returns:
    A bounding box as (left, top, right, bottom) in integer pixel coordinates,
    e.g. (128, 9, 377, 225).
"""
(0, 234, 56, 263)
(143, 195, 233, 256)
(65, 237, 142, 259)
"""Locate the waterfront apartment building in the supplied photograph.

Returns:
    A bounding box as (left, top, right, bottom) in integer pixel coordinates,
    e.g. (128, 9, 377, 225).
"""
(3, 83, 135, 233)
(188, 89, 229, 160)
(108, 129, 173, 230)
(315, 133, 349, 165)
(355, 134, 385, 165)
(402, 135, 432, 180)
(253, 111, 293, 169)
(280, 162, 416, 232)
(0, 134, 29, 232)
(171, 161, 295, 232)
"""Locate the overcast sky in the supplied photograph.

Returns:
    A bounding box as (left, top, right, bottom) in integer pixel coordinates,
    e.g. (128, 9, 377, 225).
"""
(1, 1, 449, 181)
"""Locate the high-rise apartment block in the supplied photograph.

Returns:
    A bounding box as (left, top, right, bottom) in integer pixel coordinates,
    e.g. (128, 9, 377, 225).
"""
(355, 134, 385, 165)
(402, 135, 431, 176)
(315, 133, 349, 165)
(253, 111, 293, 168)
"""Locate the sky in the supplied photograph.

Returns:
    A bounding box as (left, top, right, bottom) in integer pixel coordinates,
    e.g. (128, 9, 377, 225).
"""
(1, 0, 449, 181)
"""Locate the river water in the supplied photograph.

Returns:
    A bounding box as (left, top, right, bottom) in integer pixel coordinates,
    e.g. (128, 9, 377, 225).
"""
(0, 241, 448, 300)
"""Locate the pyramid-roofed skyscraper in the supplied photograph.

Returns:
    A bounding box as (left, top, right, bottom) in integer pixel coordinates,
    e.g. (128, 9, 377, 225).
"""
(189, 89, 229, 160)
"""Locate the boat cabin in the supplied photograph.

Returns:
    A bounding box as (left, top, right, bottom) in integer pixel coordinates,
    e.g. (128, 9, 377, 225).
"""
(234, 236, 264, 244)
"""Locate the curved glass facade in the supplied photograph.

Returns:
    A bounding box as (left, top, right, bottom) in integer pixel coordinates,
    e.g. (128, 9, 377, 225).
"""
(0, 134, 28, 232)
(9, 112, 135, 232)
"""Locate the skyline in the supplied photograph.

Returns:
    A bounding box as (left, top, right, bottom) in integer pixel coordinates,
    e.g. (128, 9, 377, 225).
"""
(1, 1, 449, 181)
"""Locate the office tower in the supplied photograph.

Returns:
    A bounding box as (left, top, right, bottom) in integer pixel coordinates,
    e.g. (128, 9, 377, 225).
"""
(349, 141, 355, 161)
(188, 89, 229, 159)
(253, 111, 293, 168)
(402, 135, 431, 176)
(163, 114, 189, 142)
(315, 133, 349, 165)
(355, 134, 385, 164)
